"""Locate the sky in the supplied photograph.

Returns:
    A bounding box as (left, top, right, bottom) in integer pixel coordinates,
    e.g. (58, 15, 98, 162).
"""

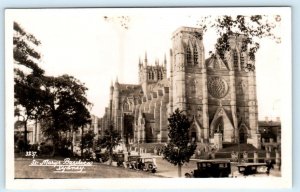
(7, 8, 289, 120)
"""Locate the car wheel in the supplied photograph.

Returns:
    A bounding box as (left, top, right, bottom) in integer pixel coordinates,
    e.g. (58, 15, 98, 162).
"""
(148, 164, 153, 170)
(140, 163, 145, 171)
(185, 173, 192, 178)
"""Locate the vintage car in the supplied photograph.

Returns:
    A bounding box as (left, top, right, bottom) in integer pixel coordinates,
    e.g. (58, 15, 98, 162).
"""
(136, 157, 157, 173)
(186, 159, 231, 178)
(95, 152, 109, 163)
(125, 155, 141, 169)
(236, 163, 268, 176)
(112, 153, 125, 167)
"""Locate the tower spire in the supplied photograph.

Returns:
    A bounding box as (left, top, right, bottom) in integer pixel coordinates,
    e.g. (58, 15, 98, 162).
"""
(155, 58, 159, 66)
(144, 51, 148, 66)
(164, 53, 167, 68)
(139, 57, 142, 67)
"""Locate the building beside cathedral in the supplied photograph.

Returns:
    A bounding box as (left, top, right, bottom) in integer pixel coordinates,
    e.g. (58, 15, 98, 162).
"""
(101, 26, 261, 149)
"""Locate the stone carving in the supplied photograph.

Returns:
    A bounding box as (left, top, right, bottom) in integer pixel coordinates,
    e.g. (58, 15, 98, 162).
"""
(189, 79, 196, 94)
(238, 80, 247, 94)
(207, 76, 229, 98)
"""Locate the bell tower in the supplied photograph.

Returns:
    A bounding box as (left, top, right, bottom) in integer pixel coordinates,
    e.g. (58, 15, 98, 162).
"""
(138, 52, 167, 95)
(170, 26, 209, 142)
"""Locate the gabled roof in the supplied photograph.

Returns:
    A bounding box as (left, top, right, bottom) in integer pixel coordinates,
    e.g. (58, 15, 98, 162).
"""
(117, 83, 143, 96)
(205, 54, 229, 70)
(151, 78, 170, 92)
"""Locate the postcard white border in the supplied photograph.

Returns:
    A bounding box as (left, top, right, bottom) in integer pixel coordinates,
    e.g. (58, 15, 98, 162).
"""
(5, 7, 292, 190)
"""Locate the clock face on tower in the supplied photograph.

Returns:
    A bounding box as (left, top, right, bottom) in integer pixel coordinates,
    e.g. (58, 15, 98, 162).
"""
(207, 76, 229, 99)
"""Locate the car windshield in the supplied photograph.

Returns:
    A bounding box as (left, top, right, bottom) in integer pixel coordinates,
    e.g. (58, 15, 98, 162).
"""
(129, 156, 139, 161)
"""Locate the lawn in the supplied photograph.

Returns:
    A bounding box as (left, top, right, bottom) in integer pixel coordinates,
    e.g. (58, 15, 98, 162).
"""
(14, 158, 163, 179)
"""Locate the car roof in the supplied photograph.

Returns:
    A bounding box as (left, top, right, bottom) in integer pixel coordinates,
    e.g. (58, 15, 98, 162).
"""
(237, 163, 267, 167)
(197, 159, 231, 163)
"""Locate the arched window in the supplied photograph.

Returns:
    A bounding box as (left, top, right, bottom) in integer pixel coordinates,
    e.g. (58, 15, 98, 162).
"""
(158, 70, 163, 80)
(186, 46, 192, 65)
(148, 71, 154, 80)
(233, 50, 238, 68)
(240, 53, 245, 68)
(193, 45, 198, 65)
(190, 80, 196, 93)
(124, 102, 129, 112)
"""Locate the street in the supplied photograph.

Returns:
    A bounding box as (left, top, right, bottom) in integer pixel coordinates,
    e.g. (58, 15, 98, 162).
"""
(152, 156, 281, 178)
(152, 156, 197, 177)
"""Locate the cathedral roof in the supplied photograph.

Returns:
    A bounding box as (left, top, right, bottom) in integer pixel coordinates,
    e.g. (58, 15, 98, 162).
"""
(258, 121, 281, 127)
(150, 78, 170, 92)
(117, 83, 143, 96)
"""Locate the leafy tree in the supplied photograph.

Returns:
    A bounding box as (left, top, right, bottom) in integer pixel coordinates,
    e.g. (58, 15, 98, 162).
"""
(81, 129, 96, 158)
(162, 108, 197, 177)
(13, 22, 44, 75)
(13, 22, 92, 157)
(198, 15, 281, 70)
(98, 124, 121, 165)
(13, 22, 45, 151)
(41, 75, 91, 156)
(123, 114, 134, 151)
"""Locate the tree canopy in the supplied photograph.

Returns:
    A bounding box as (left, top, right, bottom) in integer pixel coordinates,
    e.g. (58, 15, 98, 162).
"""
(98, 125, 122, 165)
(13, 22, 92, 155)
(163, 108, 197, 177)
(197, 15, 281, 64)
(13, 21, 45, 150)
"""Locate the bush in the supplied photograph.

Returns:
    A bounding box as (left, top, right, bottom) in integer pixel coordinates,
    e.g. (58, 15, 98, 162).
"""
(39, 144, 53, 155)
(29, 144, 39, 151)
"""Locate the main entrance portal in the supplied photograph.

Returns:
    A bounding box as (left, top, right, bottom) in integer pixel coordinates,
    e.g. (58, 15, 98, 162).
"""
(239, 128, 247, 144)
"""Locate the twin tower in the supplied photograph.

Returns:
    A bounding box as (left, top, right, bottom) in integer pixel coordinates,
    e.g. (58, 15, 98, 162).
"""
(105, 26, 261, 149)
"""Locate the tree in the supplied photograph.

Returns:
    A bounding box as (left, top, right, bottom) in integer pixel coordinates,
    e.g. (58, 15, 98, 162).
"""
(198, 15, 281, 70)
(13, 22, 93, 157)
(162, 108, 197, 177)
(13, 22, 45, 151)
(98, 125, 121, 165)
(123, 114, 134, 151)
(81, 129, 96, 158)
(41, 75, 91, 156)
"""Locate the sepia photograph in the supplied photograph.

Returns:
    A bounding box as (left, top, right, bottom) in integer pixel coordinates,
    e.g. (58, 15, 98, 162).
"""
(5, 7, 292, 189)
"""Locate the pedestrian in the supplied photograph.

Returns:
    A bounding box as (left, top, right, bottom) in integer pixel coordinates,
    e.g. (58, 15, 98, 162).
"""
(266, 160, 273, 176)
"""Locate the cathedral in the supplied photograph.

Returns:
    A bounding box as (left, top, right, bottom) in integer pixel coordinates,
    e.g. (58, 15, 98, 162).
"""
(101, 26, 261, 149)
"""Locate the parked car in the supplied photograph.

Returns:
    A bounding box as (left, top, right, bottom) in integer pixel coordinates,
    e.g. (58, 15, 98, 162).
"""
(125, 155, 141, 169)
(236, 163, 268, 176)
(95, 151, 109, 163)
(112, 153, 125, 166)
(136, 157, 157, 173)
(185, 159, 231, 178)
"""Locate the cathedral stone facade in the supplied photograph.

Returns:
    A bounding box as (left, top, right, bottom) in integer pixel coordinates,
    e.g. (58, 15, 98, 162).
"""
(101, 26, 261, 149)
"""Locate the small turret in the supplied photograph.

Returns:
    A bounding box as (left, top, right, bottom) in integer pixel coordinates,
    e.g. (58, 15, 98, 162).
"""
(164, 53, 167, 68)
(139, 57, 142, 68)
(114, 76, 119, 90)
(155, 58, 159, 66)
(144, 51, 148, 66)
(110, 80, 114, 98)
